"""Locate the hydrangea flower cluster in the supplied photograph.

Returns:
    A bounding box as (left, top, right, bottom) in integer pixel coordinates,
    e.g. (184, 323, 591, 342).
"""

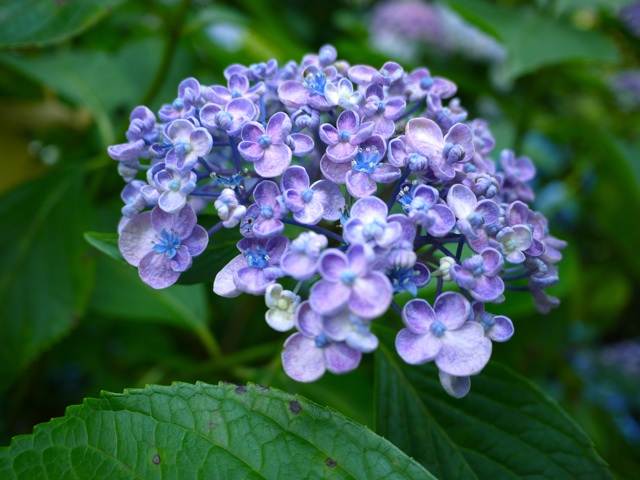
(109, 45, 566, 397)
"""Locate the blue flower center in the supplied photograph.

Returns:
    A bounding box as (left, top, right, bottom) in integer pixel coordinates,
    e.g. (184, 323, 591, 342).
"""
(303, 72, 327, 95)
(480, 312, 496, 331)
(352, 147, 382, 174)
(338, 129, 351, 142)
(407, 152, 428, 171)
(215, 111, 233, 128)
(376, 101, 385, 114)
(387, 266, 420, 296)
(301, 188, 314, 203)
(172, 98, 184, 110)
(153, 229, 181, 259)
(314, 333, 329, 348)
(245, 247, 270, 269)
(339, 269, 357, 286)
(174, 141, 192, 157)
(467, 212, 485, 229)
(260, 205, 274, 219)
(397, 184, 416, 211)
(362, 219, 386, 239)
(258, 134, 272, 148)
(504, 238, 517, 251)
(231, 89, 242, 98)
(168, 179, 181, 191)
(420, 77, 434, 90)
(430, 320, 446, 337)
(443, 143, 464, 164)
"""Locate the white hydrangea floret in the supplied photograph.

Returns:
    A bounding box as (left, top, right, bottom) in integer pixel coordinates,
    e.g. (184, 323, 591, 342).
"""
(265, 283, 300, 332)
(215, 188, 247, 228)
(435, 256, 457, 282)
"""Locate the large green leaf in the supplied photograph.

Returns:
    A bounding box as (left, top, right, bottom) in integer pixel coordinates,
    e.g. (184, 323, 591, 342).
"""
(0, 38, 162, 146)
(0, 382, 434, 479)
(0, 167, 94, 392)
(375, 330, 613, 479)
(0, 0, 124, 48)
(450, 0, 619, 80)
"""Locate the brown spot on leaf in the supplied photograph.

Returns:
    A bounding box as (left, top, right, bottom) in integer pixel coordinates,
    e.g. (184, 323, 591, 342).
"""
(289, 400, 302, 414)
(152, 454, 161, 465)
(325, 458, 337, 468)
(235, 385, 247, 395)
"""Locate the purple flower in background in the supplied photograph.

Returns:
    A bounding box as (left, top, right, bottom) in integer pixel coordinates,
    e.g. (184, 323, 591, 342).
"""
(239, 112, 313, 177)
(119, 204, 208, 289)
(280, 166, 345, 225)
(395, 292, 492, 376)
(499, 149, 536, 203)
(213, 235, 289, 297)
(450, 248, 505, 302)
(281, 231, 328, 280)
(310, 244, 392, 319)
(163, 119, 213, 172)
(282, 301, 362, 382)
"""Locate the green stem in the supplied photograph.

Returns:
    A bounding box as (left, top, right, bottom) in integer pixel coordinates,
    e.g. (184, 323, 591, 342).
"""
(194, 325, 223, 360)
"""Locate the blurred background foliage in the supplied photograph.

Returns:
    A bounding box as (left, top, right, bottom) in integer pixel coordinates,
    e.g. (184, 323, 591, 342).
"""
(0, 0, 639, 477)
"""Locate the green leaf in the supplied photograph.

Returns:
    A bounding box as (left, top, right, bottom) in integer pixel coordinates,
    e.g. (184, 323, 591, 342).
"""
(89, 255, 208, 332)
(0, 382, 434, 479)
(375, 330, 613, 479)
(0, 0, 125, 48)
(0, 38, 162, 146)
(449, 0, 619, 80)
(84, 231, 124, 264)
(0, 167, 94, 392)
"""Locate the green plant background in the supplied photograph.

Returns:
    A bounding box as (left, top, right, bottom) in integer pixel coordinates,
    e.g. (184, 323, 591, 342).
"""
(0, 0, 639, 477)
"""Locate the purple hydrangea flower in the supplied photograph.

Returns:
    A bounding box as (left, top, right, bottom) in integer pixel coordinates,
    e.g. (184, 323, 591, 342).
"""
(281, 231, 328, 280)
(163, 119, 213, 172)
(145, 162, 197, 214)
(243, 180, 285, 237)
(158, 77, 201, 123)
(395, 291, 492, 376)
(280, 166, 345, 225)
(323, 308, 379, 353)
(446, 184, 500, 245)
(238, 112, 313, 177)
(405, 67, 457, 102)
(494, 225, 533, 264)
(324, 78, 363, 110)
(203, 73, 266, 106)
(215, 188, 247, 228)
(499, 149, 536, 203)
(343, 196, 402, 248)
(405, 117, 474, 181)
(225, 59, 278, 82)
(310, 244, 392, 319)
(471, 301, 514, 342)
(320, 136, 401, 198)
(360, 84, 406, 139)
(348, 61, 404, 87)
(282, 301, 362, 382)
(278, 65, 337, 111)
(450, 247, 505, 302)
(199, 98, 259, 137)
(319, 110, 374, 163)
(213, 235, 289, 297)
(265, 283, 300, 332)
(399, 184, 455, 237)
(119, 204, 208, 289)
(426, 94, 468, 133)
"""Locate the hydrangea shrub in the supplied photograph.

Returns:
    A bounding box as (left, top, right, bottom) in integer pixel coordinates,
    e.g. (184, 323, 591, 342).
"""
(109, 45, 566, 397)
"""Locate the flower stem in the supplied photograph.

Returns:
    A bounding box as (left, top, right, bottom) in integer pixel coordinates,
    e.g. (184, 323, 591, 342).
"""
(281, 217, 345, 244)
